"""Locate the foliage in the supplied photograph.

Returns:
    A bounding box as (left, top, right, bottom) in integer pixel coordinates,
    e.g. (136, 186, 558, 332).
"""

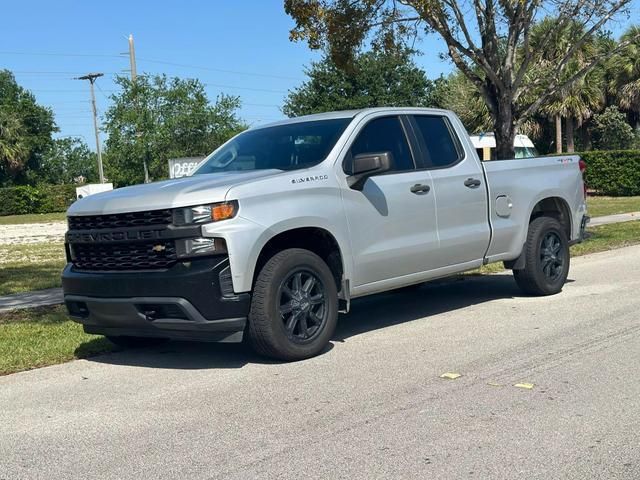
(582, 149, 640, 195)
(103, 75, 246, 185)
(590, 107, 639, 150)
(431, 72, 492, 134)
(40, 137, 98, 185)
(283, 50, 435, 117)
(530, 18, 605, 152)
(285, 0, 638, 159)
(0, 70, 57, 185)
(0, 184, 76, 216)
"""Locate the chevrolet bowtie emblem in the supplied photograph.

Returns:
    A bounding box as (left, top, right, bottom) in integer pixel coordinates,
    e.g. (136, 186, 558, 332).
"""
(151, 244, 166, 253)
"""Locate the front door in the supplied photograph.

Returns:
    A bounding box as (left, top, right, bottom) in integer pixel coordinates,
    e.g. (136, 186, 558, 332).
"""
(340, 115, 439, 288)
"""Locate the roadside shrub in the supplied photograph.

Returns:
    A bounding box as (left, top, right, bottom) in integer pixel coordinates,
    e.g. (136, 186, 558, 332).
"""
(581, 150, 640, 196)
(0, 184, 77, 216)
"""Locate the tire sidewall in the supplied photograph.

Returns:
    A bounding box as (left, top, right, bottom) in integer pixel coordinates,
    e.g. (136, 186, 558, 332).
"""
(250, 249, 338, 360)
(529, 217, 570, 294)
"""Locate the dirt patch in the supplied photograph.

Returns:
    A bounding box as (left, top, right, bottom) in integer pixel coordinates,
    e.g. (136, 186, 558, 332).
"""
(0, 222, 67, 245)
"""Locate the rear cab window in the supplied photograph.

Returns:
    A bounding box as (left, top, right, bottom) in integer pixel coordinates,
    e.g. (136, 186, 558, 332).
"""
(410, 115, 464, 169)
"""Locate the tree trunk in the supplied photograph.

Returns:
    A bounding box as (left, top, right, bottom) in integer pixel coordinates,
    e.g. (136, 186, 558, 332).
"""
(555, 115, 562, 154)
(566, 116, 575, 153)
(493, 96, 516, 160)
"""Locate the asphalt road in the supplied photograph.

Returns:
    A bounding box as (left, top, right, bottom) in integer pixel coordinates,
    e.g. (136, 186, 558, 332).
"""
(1, 245, 640, 480)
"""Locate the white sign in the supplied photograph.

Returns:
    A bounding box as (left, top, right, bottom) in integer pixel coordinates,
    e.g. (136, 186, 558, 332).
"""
(168, 157, 203, 178)
(76, 183, 114, 200)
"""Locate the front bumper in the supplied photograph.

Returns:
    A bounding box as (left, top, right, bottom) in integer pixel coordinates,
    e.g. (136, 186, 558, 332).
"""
(61, 256, 250, 342)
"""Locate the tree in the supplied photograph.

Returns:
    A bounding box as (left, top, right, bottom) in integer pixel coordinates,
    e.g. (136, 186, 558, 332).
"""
(431, 71, 492, 133)
(0, 70, 56, 185)
(283, 49, 435, 116)
(530, 19, 604, 153)
(103, 75, 246, 185)
(610, 25, 640, 131)
(40, 137, 98, 185)
(284, 0, 639, 159)
(591, 106, 639, 150)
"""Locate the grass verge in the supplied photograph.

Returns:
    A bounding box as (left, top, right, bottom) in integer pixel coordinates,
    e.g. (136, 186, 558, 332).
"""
(0, 306, 115, 376)
(0, 242, 67, 295)
(587, 196, 640, 217)
(0, 212, 66, 225)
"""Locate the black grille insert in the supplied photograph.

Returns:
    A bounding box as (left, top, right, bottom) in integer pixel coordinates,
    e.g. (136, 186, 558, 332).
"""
(68, 209, 173, 230)
(71, 241, 177, 271)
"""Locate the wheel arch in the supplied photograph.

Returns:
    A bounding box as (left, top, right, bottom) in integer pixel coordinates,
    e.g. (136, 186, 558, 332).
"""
(250, 226, 348, 300)
(505, 195, 573, 270)
(528, 196, 573, 239)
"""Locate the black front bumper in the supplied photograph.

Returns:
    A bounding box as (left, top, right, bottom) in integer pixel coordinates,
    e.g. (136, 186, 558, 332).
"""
(61, 256, 251, 342)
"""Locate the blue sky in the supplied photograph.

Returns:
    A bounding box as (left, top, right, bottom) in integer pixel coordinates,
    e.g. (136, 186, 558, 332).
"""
(1, 0, 638, 150)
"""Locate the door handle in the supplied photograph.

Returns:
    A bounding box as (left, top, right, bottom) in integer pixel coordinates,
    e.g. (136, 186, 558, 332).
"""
(410, 183, 431, 194)
(464, 178, 482, 188)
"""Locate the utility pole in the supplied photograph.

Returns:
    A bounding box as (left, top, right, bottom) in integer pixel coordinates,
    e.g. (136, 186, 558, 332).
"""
(76, 73, 105, 183)
(126, 33, 149, 183)
(128, 34, 137, 82)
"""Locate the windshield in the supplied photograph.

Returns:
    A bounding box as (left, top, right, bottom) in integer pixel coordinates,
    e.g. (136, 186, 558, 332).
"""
(193, 118, 351, 175)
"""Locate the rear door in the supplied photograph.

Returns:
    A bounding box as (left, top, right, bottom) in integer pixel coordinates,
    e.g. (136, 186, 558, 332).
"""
(408, 114, 490, 268)
(340, 115, 439, 288)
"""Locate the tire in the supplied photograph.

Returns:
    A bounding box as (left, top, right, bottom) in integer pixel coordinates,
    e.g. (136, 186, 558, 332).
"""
(105, 336, 168, 348)
(247, 248, 338, 361)
(513, 216, 570, 296)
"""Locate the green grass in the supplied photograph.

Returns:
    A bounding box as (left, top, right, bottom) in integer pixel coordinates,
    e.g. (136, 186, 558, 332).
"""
(0, 212, 66, 225)
(587, 196, 640, 217)
(0, 242, 67, 295)
(0, 306, 115, 376)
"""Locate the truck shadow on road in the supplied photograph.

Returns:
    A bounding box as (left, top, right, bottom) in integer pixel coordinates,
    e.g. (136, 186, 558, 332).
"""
(79, 273, 545, 370)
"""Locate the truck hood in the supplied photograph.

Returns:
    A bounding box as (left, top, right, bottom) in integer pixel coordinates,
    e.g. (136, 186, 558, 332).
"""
(67, 170, 283, 216)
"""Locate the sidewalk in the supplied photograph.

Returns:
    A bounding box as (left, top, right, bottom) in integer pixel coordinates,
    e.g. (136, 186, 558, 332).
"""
(588, 211, 640, 227)
(0, 212, 638, 313)
(0, 288, 63, 313)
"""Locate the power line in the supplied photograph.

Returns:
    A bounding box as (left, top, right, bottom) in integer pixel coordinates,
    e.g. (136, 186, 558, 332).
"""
(0, 50, 122, 58)
(0, 50, 303, 81)
(136, 57, 302, 81)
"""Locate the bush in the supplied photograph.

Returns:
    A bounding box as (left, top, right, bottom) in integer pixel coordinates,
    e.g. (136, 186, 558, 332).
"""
(0, 184, 77, 216)
(582, 150, 640, 196)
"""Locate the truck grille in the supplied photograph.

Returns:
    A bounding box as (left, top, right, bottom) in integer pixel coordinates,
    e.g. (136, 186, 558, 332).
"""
(68, 209, 173, 230)
(70, 240, 177, 271)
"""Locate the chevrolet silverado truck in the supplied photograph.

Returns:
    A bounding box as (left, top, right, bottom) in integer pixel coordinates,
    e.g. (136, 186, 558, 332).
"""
(62, 108, 588, 360)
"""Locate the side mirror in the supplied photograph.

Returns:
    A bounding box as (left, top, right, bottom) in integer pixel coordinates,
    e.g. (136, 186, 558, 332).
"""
(348, 152, 392, 189)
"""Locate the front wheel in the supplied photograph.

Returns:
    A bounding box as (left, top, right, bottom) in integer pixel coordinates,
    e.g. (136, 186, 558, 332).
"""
(247, 248, 338, 361)
(513, 216, 570, 296)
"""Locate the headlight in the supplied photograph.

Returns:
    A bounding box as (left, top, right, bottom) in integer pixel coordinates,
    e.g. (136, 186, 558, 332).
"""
(173, 201, 238, 225)
(175, 237, 227, 258)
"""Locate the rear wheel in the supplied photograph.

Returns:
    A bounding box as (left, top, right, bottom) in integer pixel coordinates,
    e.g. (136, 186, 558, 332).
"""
(247, 248, 338, 361)
(513, 216, 570, 296)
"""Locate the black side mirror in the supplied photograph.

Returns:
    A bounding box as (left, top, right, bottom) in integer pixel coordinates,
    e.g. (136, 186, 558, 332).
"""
(348, 152, 392, 189)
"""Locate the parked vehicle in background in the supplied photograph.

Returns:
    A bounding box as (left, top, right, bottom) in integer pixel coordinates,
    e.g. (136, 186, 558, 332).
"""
(62, 108, 588, 361)
(470, 132, 538, 161)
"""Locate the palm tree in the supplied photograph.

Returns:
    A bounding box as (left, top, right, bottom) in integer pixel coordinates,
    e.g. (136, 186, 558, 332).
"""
(610, 26, 640, 131)
(0, 110, 29, 177)
(530, 18, 604, 153)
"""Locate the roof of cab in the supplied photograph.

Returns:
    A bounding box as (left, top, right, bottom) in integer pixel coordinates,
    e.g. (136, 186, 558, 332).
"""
(250, 107, 453, 130)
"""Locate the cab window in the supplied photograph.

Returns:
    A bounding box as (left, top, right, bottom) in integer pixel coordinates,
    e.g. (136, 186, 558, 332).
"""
(348, 116, 415, 172)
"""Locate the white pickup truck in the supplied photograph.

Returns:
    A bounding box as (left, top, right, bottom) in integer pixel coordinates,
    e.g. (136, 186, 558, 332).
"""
(63, 108, 588, 360)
